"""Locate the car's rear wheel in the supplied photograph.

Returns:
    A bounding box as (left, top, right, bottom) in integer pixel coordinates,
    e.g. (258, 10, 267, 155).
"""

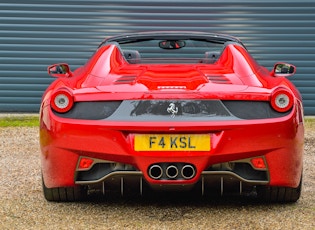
(42, 177, 86, 202)
(257, 175, 302, 203)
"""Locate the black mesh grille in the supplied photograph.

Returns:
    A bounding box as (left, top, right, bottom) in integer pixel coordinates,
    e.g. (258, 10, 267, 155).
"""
(52, 101, 122, 120)
(222, 101, 291, 119)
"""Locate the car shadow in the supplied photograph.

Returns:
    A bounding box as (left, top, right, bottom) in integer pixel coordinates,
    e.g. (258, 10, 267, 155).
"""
(83, 189, 289, 207)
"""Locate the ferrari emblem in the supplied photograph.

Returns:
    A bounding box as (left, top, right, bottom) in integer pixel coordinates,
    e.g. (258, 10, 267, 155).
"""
(167, 103, 178, 118)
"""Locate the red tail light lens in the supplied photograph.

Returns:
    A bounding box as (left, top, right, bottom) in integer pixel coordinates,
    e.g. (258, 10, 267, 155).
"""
(271, 88, 294, 113)
(51, 89, 74, 113)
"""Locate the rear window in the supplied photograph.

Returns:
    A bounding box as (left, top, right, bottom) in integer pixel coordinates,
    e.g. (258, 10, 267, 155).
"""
(116, 39, 225, 64)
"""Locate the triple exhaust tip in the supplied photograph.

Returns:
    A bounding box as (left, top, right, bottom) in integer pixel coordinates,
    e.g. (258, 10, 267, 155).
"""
(148, 164, 196, 180)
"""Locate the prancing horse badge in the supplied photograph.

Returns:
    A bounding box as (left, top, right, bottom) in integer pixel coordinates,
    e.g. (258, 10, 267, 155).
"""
(167, 103, 178, 118)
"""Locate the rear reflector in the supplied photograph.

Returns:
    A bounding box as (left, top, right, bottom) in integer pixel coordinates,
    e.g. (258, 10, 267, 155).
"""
(78, 158, 94, 170)
(250, 157, 267, 169)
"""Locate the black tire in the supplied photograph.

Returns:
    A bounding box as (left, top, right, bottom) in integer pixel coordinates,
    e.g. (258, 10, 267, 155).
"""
(42, 177, 86, 202)
(257, 175, 302, 203)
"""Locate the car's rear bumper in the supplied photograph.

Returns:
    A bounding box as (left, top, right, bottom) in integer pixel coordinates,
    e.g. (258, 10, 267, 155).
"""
(40, 106, 304, 190)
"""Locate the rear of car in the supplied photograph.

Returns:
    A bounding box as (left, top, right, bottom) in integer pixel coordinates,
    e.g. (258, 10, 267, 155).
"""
(40, 32, 304, 202)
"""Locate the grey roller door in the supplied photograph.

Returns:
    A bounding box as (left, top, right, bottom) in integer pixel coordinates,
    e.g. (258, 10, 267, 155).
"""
(0, 0, 314, 114)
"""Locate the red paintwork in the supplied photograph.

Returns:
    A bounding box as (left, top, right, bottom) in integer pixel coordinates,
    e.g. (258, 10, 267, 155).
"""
(40, 36, 304, 190)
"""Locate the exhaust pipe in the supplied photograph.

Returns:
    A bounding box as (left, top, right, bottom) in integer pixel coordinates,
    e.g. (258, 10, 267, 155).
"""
(166, 165, 179, 179)
(181, 165, 196, 179)
(148, 165, 163, 179)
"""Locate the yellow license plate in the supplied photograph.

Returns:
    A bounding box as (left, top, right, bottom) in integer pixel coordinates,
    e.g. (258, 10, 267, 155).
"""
(134, 134, 210, 151)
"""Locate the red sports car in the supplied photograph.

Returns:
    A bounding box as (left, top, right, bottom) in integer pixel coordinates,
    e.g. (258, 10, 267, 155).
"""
(40, 31, 304, 202)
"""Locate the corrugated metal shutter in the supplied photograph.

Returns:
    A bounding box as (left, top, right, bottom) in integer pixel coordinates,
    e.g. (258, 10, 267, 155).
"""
(0, 0, 314, 114)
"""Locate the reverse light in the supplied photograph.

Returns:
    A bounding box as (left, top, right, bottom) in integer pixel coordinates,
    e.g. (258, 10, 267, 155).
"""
(250, 157, 267, 169)
(78, 157, 94, 170)
(51, 89, 74, 113)
(270, 88, 294, 113)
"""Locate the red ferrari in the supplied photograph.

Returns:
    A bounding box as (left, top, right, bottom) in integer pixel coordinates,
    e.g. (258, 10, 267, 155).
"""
(40, 31, 304, 202)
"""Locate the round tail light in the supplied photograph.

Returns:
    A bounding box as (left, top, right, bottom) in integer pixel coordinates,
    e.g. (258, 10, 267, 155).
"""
(271, 88, 294, 113)
(51, 89, 74, 113)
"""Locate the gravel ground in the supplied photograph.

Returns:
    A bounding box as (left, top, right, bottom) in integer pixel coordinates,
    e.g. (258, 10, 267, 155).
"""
(0, 126, 314, 230)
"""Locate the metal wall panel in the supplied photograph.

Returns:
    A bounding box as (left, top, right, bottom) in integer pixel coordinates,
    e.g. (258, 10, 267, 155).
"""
(0, 0, 314, 114)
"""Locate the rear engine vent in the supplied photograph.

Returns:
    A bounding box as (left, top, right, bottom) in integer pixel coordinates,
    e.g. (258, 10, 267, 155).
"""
(207, 75, 232, 84)
(114, 75, 137, 84)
